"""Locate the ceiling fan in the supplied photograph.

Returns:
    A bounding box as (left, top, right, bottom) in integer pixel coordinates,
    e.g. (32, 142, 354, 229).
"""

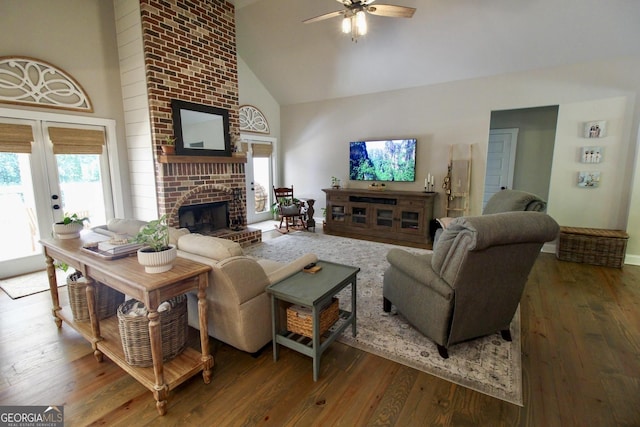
(303, 0, 416, 42)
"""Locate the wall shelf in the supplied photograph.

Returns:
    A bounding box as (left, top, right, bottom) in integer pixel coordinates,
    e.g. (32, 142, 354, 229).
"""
(157, 154, 247, 164)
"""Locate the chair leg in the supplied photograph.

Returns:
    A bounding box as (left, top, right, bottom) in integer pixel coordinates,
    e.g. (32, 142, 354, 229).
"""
(383, 297, 392, 312)
(500, 329, 512, 342)
(437, 344, 449, 359)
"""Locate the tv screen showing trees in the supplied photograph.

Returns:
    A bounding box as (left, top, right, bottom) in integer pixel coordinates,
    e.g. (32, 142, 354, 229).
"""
(349, 139, 417, 182)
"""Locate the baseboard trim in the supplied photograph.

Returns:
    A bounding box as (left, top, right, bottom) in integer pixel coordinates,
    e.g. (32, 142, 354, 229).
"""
(542, 241, 639, 266)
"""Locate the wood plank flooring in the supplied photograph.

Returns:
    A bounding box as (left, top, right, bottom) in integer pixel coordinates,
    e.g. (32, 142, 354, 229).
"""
(0, 253, 638, 426)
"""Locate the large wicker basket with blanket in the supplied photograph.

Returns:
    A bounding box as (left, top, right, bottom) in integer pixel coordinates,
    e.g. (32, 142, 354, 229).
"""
(117, 295, 188, 367)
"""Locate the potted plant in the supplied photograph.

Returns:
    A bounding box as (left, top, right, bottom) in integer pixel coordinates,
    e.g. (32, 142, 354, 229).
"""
(160, 136, 176, 155)
(53, 213, 88, 239)
(331, 176, 341, 189)
(132, 215, 177, 274)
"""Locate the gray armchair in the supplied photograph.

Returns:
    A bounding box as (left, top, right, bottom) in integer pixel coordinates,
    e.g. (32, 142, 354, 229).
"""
(434, 189, 547, 247)
(482, 189, 547, 214)
(383, 211, 559, 358)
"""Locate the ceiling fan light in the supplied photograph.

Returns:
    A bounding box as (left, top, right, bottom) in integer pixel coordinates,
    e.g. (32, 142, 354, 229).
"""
(355, 10, 367, 36)
(341, 16, 352, 34)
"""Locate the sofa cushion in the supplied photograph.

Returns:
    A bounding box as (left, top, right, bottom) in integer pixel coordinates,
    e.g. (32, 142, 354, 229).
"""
(169, 227, 190, 245)
(177, 233, 243, 261)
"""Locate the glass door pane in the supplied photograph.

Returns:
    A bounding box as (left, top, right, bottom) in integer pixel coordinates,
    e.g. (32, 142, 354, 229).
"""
(0, 152, 40, 262)
(54, 153, 107, 227)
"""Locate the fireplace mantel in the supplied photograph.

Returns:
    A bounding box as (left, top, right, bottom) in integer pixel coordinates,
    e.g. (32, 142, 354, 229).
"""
(157, 155, 247, 164)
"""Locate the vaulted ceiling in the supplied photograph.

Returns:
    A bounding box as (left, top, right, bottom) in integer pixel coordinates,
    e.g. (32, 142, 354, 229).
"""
(234, 0, 640, 106)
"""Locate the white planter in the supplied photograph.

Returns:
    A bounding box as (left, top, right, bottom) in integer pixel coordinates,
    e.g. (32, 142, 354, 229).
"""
(53, 222, 83, 239)
(136, 244, 177, 274)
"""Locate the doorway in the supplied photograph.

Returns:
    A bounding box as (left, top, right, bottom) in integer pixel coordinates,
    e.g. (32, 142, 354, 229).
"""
(0, 113, 118, 278)
(483, 128, 518, 208)
(485, 106, 559, 208)
(241, 134, 276, 224)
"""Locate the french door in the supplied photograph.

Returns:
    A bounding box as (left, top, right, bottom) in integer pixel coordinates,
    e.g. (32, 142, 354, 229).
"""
(0, 115, 116, 278)
(242, 134, 276, 224)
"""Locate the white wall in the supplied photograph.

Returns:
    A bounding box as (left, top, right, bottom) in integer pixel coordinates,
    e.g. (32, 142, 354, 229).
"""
(0, 0, 133, 217)
(281, 56, 640, 262)
(549, 97, 632, 230)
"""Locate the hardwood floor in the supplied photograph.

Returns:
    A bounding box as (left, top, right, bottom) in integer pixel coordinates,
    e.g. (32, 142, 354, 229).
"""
(0, 253, 638, 426)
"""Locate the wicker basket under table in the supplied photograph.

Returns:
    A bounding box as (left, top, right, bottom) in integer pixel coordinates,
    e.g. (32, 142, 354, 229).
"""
(117, 295, 188, 367)
(286, 297, 339, 338)
(67, 271, 125, 322)
(556, 226, 629, 268)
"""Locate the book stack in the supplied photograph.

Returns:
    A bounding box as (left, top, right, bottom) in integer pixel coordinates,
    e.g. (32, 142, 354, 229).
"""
(97, 240, 142, 255)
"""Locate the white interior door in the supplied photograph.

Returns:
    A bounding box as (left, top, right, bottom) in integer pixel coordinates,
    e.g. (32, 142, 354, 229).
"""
(483, 128, 518, 208)
(241, 134, 276, 224)
(0, 117, 115, 278)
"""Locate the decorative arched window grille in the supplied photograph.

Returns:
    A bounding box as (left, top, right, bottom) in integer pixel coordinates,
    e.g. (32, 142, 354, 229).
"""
(0, 56, 93, 112)
(239, 105, 270, 134)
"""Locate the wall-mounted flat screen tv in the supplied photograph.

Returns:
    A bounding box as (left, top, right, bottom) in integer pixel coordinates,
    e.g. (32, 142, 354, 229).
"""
(349, 139, 417, 182)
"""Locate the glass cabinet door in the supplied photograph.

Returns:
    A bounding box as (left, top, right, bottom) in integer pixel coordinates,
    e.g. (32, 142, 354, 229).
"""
(348, 204, 369, 228)
(398, 209, 424, 234)
(329, 203, 346, 222)
(374, 207, 394, 230)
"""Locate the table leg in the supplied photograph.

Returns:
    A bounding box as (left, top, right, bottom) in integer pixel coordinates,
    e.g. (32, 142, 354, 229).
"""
(312, 305, 320, 381)
(351, 277, 357, 337)
(271, 295, 279, 362)
(44, 253, 62, 328)
(197, 274, 213, 384)
(85, 280, 103, 362)
(148, 309, 168, 416)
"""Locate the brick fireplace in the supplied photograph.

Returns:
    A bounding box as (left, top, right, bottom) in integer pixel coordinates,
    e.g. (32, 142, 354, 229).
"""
(138, 0, 260, 246)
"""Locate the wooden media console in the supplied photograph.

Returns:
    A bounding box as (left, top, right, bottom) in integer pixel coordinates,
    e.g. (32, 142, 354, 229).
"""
(322, 188, 436, 248)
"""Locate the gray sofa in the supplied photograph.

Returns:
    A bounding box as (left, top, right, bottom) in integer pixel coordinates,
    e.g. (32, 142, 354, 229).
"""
(383, 211, 559, 358)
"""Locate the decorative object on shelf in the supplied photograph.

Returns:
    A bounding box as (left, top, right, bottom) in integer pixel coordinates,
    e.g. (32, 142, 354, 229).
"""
(578, 171, 600, 188)
(132, 215, 177, 273)
(331, 176, 341, 189)
(53, 212, 88, 239)
(160, 136, 176, 155)
(580, 146, 603, 163)
(239, 105, 270, 134)
(368, 182, 386, 191)
(0, 56, 93, 111)
(424, 173, 435, 192)
(583, 120, 607, 138)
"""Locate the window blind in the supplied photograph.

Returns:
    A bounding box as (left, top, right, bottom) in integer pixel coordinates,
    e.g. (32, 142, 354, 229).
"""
(0, 123, 34, 153)
(48, 126, 105, 155)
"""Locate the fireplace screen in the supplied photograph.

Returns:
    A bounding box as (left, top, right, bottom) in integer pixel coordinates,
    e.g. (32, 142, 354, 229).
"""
(179, 202, 229, 234)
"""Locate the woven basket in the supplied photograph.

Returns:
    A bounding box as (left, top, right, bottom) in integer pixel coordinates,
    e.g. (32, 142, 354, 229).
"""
(67, 271, 125, 322)
(286, 298, 339, 338)
(117, 295, 188, 367)
(556, 227, 629, 268)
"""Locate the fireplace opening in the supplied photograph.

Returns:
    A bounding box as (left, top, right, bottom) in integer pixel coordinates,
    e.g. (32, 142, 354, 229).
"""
(179, 202, 229, 234)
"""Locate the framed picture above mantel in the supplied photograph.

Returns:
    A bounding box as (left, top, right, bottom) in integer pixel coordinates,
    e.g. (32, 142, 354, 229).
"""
(171, 99, 232, 157)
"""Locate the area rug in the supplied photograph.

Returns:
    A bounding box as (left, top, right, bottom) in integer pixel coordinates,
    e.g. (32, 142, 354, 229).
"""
(0, 268, 68, 299)
(244, 231, 523, 406)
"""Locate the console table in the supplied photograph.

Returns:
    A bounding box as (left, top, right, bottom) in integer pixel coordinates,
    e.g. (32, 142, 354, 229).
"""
(40, 232, 213, 415)
(322, 188, 437, 248)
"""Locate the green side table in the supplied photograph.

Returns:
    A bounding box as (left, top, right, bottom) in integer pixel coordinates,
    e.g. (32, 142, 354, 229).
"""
(267, 260, 359, 381)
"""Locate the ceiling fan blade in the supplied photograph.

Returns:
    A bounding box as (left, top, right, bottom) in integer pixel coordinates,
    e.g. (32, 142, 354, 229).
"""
(303, 10, 345, 24)
(367, 4, 416, 18)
